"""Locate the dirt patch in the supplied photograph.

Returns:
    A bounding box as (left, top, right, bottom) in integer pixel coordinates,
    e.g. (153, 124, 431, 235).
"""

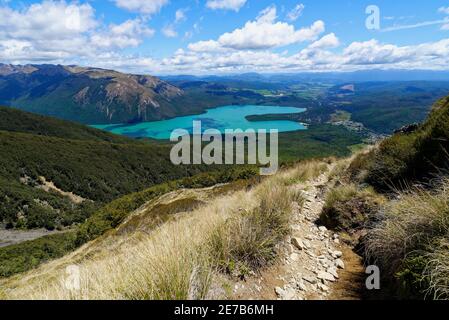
(327, 245, 365, 300)
(37, 176, 87, 204)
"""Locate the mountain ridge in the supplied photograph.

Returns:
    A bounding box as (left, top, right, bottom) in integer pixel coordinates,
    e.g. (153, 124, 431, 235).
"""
(0, 64, 183, 124)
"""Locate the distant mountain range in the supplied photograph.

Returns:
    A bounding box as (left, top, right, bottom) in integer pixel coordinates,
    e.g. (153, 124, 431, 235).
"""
(2, 63, 449, 126)
(161, 69, 449, 83)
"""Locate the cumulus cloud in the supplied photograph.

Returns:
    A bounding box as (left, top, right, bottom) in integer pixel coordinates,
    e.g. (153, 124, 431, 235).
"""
(92, 19, 155, 49)
(0, 1, 98, 62)
(1, 1, 449, 75)
(114, 0, 169, 15)
(154, 37, 449, 74)
(308, 33, 340, 49)
(219, 7, 324, 50)
(206, 0, 247, 12)
(189, 6, 324, 51)
(188, 40, 227, 52)
(342, 39, 412, 65)
(0, 1, 96, 40)
(287, 4, 305, 22)
(0, 1, 154, 63)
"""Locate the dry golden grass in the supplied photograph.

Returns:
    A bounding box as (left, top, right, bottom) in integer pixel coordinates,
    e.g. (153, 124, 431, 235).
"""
(426, 238, 449, 300)
(278, 160, 329, 186)
(1, 161, 329, 300)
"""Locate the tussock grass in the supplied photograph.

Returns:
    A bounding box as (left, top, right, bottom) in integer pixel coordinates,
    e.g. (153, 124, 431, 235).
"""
(365, 179, 449, 299)
(324, 184, 360, 209)
(320, 183, 385, 232)
(328, 158, 350, 182)
(280, 160, 329, 186)
(426, 239, 449, 300)
(0, 161, 322, 300)
(210, 183, 299, 275)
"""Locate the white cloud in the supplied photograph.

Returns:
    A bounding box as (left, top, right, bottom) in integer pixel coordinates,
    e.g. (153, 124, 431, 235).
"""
(438, 7, 449, 15)
(189, 6, 325, 51)
(0, 1, 155, 64)
(92, 19, 155, 49)
(308, 33, 339, 49)
(0, 1, 98, 62)
(381, 18, 449, 32)
(161, 8, 188, 38)
(109, 19, 154, 37)
(342, 40, 412, 65)
(287, 4, 305, 22)
(2, 1, 449, 75)
(114, 0, 169, 15)
(439, 6, 449, 30)
(0, 1, 96, 40)
(188, 40, 228, 52)
(175, 9, 187, 23)
(206, 0, 247, 12)
(153, 37, 449, 74)
(162, 25, 178, 38)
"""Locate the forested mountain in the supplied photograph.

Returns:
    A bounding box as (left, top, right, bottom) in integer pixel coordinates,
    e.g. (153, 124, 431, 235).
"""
(0, 64, 184, 124)
(0, 106, 216, 230)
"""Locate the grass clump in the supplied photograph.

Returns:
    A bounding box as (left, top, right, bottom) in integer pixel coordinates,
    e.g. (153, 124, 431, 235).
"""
(364, 180, 449, 299)
(210, 183, 299, 277)
(282, 161, 329, 186)
(320, 184, 385, 232)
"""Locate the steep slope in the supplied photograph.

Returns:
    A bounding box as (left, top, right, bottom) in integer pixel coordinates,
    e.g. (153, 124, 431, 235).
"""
(0, 106, 130, 142)
(0, 64, 183, 124)
(0, 160, 353, 300)
(359, 95, 449, 190)
(319, 94, 449, 299)
(0, 106, 222, 230)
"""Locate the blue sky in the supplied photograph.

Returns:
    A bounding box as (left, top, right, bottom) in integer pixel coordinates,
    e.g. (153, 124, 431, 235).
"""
(1, 0, 449, 74)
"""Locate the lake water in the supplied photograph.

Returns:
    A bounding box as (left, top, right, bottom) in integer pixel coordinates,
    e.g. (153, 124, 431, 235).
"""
(92, 105, 307, 140)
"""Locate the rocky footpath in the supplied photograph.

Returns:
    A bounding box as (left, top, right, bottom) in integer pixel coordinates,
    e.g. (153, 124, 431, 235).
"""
(233, 167, 355, 300)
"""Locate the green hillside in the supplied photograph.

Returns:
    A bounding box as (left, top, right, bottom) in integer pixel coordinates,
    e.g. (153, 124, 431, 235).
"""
(0, 106, 221, 230)
(360, 95, 449, 190)
(0, 106, 131, 143)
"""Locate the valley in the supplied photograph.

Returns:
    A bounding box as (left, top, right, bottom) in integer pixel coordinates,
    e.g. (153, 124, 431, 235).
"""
(0, 64, 449, 301)
(2, 64, 449, 137)
(2, 0, 449, 308)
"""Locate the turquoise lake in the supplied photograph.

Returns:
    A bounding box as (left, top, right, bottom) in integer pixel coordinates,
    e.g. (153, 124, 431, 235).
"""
(92, 105, 307, 140)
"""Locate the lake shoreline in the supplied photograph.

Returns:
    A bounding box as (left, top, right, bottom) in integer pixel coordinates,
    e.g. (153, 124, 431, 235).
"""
(91, 105, 307, 140)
